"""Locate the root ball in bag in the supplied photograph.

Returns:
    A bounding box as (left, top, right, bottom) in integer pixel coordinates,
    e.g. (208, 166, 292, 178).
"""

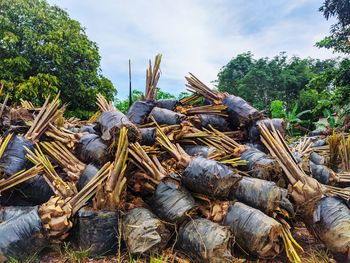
(127, 101, 155, 125)
(149, 107, 185, 125)
(223, 202, 283, 258)
(182, 156, 241, 198)
(308, 197, 350, 254)
(75, 207, 119, 257)
(122, 207, 171, 254)
(198, 114, 229, 131)
(150, 179, 196, 223)
(155, 99, 179, 110)
(0, 206, 47, 261)
(139, 127, 156, 146)
(177, 218, 233, 263)
(97, 109, 141, 143)
(76, 134, 109, 165)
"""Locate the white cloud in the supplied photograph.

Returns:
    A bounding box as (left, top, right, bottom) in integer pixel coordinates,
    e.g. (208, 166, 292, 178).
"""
(47, 0, 339, 98)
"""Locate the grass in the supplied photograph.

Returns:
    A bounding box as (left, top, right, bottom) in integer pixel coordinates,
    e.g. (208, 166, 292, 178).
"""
(60, 242, 91, 263)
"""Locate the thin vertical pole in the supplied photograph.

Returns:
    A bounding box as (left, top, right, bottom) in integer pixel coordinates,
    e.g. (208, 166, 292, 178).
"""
(128, 59, 132, 107)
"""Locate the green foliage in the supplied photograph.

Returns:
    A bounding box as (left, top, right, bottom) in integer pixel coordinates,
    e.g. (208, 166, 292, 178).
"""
(61, 242, 90, 263)
(156, 88, 175, 100)
(0, 0, 116, 118)
(317, 0, 350, 54)
(270, 100, 285, 118)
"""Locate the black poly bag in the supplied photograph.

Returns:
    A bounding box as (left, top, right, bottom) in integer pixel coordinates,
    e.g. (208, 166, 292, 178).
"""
(309, 161, 330, 184)
(79, 124, 99, 135)
(240, 147, 279, 180)
(0, 206, 47, 262)
(309, 197, 350, 253)
(77, 164, 99, 190)
(229, 177, 294, 215)
(149, 107, 185, 125)
(96, 110, 140, 143)
(183, 145, 211, 158)
(140, 127, 156, 146)
(182, 156, 241, 198)
(222, 202, 283, 258)
(122, 207, 171, 254)
(76, 134, 109, 165)
(155, 99, 179, 111)
(222, 95, 261, 129)
(198, 114, 229, 131)
(76, 207, 119, 257)
(0, 135, 34, 178)
(248, 118, 285, 144)
(0, 206, 36, 222)
(127, 101, 155, 125)
(150, 180, 196, 223)
(177, 218, 233, 263)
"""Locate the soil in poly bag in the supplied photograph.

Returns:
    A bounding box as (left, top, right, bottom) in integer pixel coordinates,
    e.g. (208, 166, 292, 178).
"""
(198, 114, 229, 131)
(122, 207, 171, 254)
(77, 164, 99, 190)
(79, 124, 99, 135)
(76, 134, 109, 165)
(182, 156, 242, 198)
(140, 127, 156, 146)
(155, 99, 179, 111)
(127, 101, 155, 125)
(308, 196, 350, 254)
(222, 202, 283, 258)
(75, 207, 119, 257)
(0, 206, 47, 262)
(0, 206, 36, 223)
(0, 135, 34, 178)
(240, 146, 280, 180)
(149, 179, 196, 223)
(15, 175, 53, 205)
(309, 161, 331, 184)
(229, 177, 294, 216)
(222, 95, 261, 129)
(177, 218, 233, 263)
(96, 109, 140, 143)
(248, 118, 285, 144)
(183, 145, 211, 158)
(149, 107, 185, 125)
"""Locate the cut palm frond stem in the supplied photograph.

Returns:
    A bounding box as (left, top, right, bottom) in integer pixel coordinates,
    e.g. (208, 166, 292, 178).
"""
(0, 164, 43, 192)
(179, 94, 202, 105)
(41, 141, 86, 182)
(45, 123, 80, 148)
(176, 104, 228, 116)
(0, 133, 12, 159)
(96, 93, 113, 112)
(145, 54, 162, 100)
(340, 134, 350, 172)
(328, 132, 341, 171)
(25, 145, 76, 199)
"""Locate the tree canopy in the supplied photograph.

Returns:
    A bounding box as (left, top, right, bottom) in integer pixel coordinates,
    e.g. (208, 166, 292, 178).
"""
(0, 0, 116, 118)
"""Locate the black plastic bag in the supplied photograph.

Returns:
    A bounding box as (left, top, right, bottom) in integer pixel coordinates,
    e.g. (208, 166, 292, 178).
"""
(222, 202, 283, 258)
(122, 207, 171, 254)
(149, 107, 185, 125)
(240, 147, 280, 180)
(182, 156, 241, 198)
(155, 99, 179, 111)
(77, 164, 99, 191)
(140, 127, 156, 146)
(249, 118, 285, 144)
(0, 206, 47, 261)
(183, 145, 210, 158)
(229, 177, 294, 216)
(150, 179, 196, 223)
(309, 161, 330, 184)
(79, 124, 99, 135)
(75, 207, 119, 257)
(198, 114, 229, 131)
(177, 218, 233, 263)
(127, 101, 155, 125)
(309, 152, 325, 165)
(0, 135, 34, 178)
(15, 174, 53, 205)
(222, 95, 261, 129)
(312, 139, 326, 147)
(0, 206, 36, 222)
(76, 134, 109, 165)
(96, 109, 140, 143)
(309, 197, 350, 253)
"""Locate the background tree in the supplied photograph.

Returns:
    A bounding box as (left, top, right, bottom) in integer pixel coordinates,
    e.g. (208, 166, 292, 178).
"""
(0, 0, 116, 118)
(317, 0, 350, 54)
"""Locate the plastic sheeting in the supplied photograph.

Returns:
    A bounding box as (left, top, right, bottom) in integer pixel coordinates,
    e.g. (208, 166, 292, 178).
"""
(182, 156, 241, 198)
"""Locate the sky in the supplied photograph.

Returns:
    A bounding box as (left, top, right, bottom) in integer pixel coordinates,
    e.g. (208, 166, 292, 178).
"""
(47, 0, 338, 99)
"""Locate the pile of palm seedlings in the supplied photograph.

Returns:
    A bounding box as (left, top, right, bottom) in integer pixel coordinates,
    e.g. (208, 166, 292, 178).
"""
(1, 54, 350, 263)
